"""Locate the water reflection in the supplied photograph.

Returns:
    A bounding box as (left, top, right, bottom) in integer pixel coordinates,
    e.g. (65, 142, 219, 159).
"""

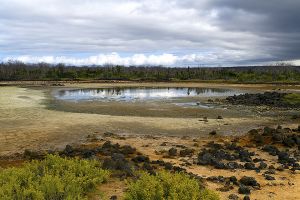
(55, 87, 242, 102)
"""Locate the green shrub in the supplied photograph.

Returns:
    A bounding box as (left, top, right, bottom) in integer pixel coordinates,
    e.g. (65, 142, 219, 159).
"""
(124, 171, 220, 200)
(0, 154, 110, 200)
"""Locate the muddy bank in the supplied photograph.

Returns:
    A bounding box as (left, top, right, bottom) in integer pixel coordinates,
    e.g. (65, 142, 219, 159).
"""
(0, 84, 299, 156)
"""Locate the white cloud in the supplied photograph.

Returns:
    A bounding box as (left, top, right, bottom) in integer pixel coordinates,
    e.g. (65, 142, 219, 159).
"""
(3, 50, 272, 66)
(3, 53, 177, 66)
(0, 0, 299, 65)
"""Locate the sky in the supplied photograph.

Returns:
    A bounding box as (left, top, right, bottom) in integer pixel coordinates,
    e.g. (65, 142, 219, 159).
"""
(0, 0, 300, 67)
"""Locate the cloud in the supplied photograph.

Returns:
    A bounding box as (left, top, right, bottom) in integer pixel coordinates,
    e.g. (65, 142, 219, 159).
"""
(3, 53, 177, 66)
(3, 50, 272, 66)
(0, 0, 300, 66)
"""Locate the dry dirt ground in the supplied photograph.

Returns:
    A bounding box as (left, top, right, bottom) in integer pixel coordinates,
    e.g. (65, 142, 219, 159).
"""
(84, 132, 300, 200)
(0, 82, 299, 155)
(0, 82, 300, 200)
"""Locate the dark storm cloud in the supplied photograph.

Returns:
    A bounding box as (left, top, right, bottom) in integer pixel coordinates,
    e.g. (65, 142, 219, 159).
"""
(211, 0, 300, 32)
(0, 0, 299, 66)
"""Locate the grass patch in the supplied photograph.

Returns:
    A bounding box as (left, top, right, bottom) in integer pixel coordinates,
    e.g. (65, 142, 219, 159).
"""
(0, 154, 110, 200)
(283, 93, 300, 105)
(124, 171, 220, 200)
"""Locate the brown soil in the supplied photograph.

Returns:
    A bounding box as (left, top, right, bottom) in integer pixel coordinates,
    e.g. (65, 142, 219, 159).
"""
(0, 82, 300, 199)
(0, 83, 299, 156)
(90, 131, 300, 200)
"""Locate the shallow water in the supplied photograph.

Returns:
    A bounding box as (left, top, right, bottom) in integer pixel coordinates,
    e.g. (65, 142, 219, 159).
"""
(55, 87, 243, 102)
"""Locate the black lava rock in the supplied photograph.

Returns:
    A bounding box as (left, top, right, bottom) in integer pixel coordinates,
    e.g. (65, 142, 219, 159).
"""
(179, 148, 194, 157)
(283, 137, 296, 147)
(244, 162, 256, 170)
(132, 155, 150, 163)
(258, 161, 268, 169)
(228, 194, 239, 200)
(168, 147, 177, 156)
(209, 130, 217, 135)
(243, 196, 250, 200)
(264, 174, 275, 180)
(238, 185, 251, 194)
(239, 176, 259, 187)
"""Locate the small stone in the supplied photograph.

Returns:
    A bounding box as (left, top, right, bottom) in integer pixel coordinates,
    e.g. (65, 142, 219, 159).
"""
(243, 196, 250, 200)
(264, 174, 275, 181)
(160, 142, 167, 146)
(228, 194, 239, 200)
(209, 130, 217, 135)
(229, 176, 238, 184)
(164, 162, 173, 170)
(265, 169, 276, 174)
(110, 195, 117, 200)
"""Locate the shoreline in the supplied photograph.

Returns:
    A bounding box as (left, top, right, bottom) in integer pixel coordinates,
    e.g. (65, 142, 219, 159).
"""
(0, 83, 299, 156)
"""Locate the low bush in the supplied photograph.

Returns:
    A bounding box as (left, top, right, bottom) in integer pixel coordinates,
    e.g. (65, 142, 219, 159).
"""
(0, 154, 110, 200)
(124, 171, 220, 200)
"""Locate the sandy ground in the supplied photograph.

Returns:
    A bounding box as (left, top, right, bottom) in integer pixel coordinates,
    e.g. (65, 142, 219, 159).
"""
(0, 82, 300, 199)
(89, 133, 300, 200)
(2, 80, 300, 91)
(0, 83, 299, 156)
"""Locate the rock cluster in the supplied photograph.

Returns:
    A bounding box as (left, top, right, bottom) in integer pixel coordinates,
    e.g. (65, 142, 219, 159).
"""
(197, 142, 257, 170)
(226, 92, 299, 108)
(206, 175, 259, 195)
(249, 126, 300, 171)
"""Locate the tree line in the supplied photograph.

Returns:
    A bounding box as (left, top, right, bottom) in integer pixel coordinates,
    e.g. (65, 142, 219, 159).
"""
(1, 61, 300, 83)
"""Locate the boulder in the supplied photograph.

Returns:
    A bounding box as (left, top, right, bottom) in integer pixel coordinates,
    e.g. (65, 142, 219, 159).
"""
(227, 162, 239, 170)
(238, 185, 250, 195)
(164, 162, 173, 170)
(23, 149, 44, 160)
(168, 148, 177, 156)
(239, 176, 259, 187)
(283, 137, 296, 147)
(264, 169, 276, 174)
(229, 176, 238, 184)
(262, 145, 279, 156)
(64, 145, 74, 156)
(263, 126, 275, 136)
(102, 153, 133, 176)
(198, 152, 214, 165)
(132, 155, 150, 163)
(179, 148, 194, 157)
(82, 149, 95, 158)
(244, 162, 256, 170)
(121, 145, 136, 155)
(258, 161, 268, 169)
(272, 133, 284, 143)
